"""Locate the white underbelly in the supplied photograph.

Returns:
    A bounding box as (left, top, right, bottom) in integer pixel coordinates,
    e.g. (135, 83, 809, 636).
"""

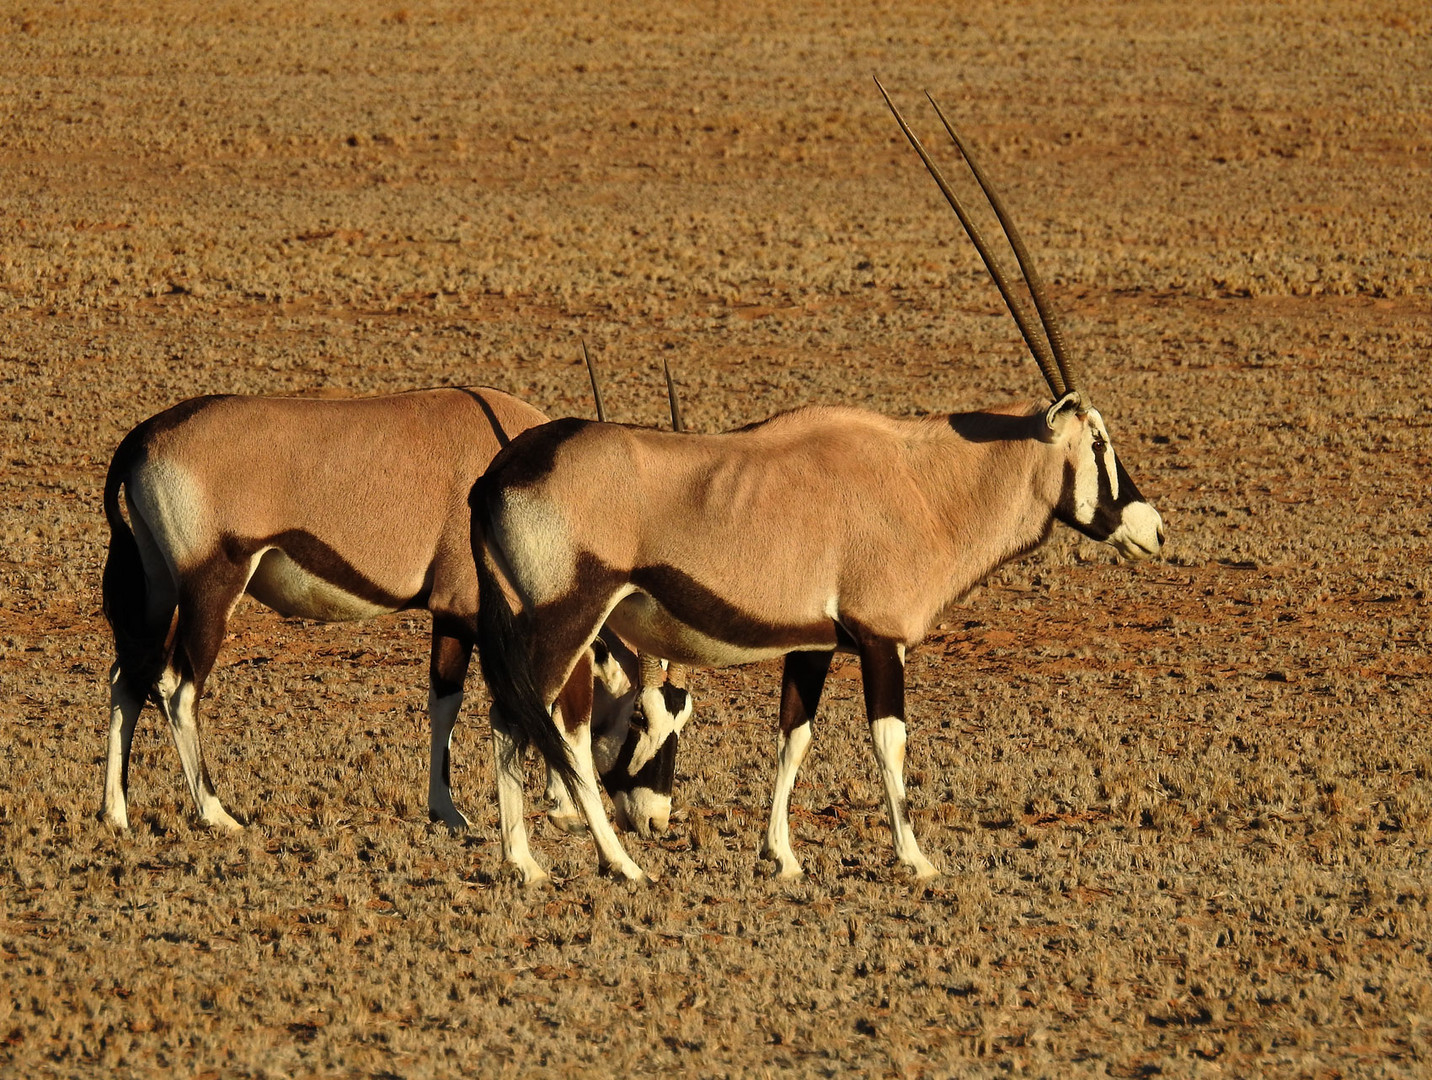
(246, 548, 399, 622)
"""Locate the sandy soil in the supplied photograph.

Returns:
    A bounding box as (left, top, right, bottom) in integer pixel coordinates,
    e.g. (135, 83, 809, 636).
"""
(2, 1, 1430, 1076)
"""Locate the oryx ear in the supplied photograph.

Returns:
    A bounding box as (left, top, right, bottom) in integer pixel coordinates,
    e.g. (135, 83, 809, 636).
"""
(1045, 391, 1083, 429)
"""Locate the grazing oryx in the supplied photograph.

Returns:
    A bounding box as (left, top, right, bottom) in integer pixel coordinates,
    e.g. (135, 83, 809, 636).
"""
(543, 626, 691, 840)
(99, 382, 680, 838)
(470, 83, 1164, 884)
(541, 358, 695, 843)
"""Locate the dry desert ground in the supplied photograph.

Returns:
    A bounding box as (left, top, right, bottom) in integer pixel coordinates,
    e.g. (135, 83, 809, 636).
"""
(1, 2, 1430, 1077)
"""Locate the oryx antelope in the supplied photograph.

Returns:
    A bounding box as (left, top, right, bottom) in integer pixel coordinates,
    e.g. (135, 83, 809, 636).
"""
(99, 382, 682, 839)
(470, 83, 1165, 883)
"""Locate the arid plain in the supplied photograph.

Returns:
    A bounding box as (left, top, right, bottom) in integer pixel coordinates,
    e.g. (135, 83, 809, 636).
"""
(2, 2, 1430, 1076)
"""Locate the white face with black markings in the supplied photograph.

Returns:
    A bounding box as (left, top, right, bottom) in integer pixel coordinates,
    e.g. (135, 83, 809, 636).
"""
(585, 633, 689, 840)
(1051, 401, 1165, 560)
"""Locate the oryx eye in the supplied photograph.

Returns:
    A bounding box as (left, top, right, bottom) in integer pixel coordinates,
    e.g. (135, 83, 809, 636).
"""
(1091, 433, 1107, 453)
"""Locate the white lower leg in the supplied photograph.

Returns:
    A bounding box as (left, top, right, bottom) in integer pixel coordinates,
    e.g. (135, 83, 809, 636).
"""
(490, 717, 548, 885)
(426, 689, 469, 828)
(562, 727, 646, 881)
(761, 721, 813, 878)
(162, 678, 242, 832)
(870, 716, 938, 880)
(101, 661, 143, 829)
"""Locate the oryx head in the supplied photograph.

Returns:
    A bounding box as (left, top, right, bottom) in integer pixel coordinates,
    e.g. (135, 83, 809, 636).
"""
(1046, 394, 1164, 560)
(603, 654, 692, 840)
(879, 79, 1165, 563)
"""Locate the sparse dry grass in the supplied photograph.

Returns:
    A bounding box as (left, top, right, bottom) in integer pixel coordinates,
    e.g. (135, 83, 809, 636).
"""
(2, 1, 1430, 1077)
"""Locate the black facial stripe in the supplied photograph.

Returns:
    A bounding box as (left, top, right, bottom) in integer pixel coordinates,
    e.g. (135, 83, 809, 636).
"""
(1096, 446, 1116, 506)
(590, 637, 611, 666)
(1093, 453, 1149, 532)
(1058, 445, 1151, 543)
(651, 734, 678, 794)
(232, 529, 416, 610)
(600, 732, 679, 796)
(1111, 455, 1145, 507)
(1055, 456, 1119, 542)
(602, 722, 638, 788)
(659, 683, 689, 718)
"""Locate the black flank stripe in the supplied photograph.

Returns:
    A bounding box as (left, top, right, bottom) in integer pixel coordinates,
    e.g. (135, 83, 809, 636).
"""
(234, 529, 415, 610)
(629, 564, 838, 653)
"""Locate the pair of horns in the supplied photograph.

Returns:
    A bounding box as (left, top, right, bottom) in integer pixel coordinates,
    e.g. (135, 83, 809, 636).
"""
(583, 341, 684, 432)
(875, 77, 1085, 407)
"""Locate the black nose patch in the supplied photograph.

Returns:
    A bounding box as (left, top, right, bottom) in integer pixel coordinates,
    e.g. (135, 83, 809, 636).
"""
(600, 732, 679, 796)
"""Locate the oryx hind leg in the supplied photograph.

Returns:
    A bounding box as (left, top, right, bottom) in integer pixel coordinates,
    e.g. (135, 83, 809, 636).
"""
(100, 661, 147, 830)
(762, 649, 833, 879)
(489, 653, 646, 883)
(490, 707, 549, 884)
(544, 633, 635, 837)
(157, 569, 249, 833)
(427, 619, 472, 829)
(551, 653, 646, 881)
(100, 500, 177, 830)
(544, 764, 588, 836)
(859, 639, 939, 881)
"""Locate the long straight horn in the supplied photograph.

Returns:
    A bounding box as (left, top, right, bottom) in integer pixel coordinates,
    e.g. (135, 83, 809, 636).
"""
(663, 359, 685, 433)
(660, 358, 691, 700)
(874, 77, 1067, 401)
(925, 93, 1084, 401)
(583, 340, 607, 423)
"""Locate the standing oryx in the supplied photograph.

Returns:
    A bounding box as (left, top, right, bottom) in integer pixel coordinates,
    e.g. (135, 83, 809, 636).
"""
(469, 83, 1165, 883)
(99, 382, 683, 840)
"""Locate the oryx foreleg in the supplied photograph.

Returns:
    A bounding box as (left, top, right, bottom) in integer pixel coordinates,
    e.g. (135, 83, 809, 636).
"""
(859, 639, 939, 880)
(761, 649, 833, 879)
(427, 618, 473, 828)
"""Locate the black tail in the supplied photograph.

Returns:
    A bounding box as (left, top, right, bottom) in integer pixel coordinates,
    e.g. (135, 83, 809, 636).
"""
(102, 429, 172, 702)
(472, 496, 579, 797)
